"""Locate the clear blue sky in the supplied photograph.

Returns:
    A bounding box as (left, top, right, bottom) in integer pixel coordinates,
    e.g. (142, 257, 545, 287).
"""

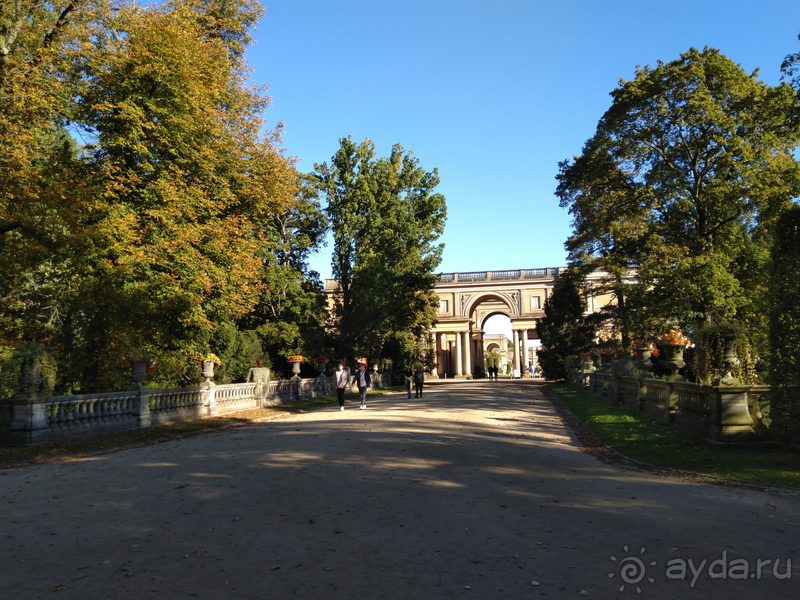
(248, 0, 800, 281)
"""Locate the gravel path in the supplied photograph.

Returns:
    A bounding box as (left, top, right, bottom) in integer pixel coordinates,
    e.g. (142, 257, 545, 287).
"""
(2, 381, 797, 599)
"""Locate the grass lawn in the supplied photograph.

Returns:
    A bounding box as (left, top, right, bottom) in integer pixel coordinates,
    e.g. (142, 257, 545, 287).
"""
(0, 388, 395, 469)
(544, 383, 800, 489)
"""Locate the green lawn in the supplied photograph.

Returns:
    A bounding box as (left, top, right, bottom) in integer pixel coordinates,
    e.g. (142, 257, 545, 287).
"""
(0, 389, 394, 469)
(544, 383, 800, 488)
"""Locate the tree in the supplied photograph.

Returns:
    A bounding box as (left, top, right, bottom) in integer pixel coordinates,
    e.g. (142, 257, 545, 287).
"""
(768, 206, 800, 448)
(314, 137, 447, 361)
(557, 47, 800, 349)
(240, 173, 330, 367)
(535, 269, 598, 380)
(0, 1, 298, 392)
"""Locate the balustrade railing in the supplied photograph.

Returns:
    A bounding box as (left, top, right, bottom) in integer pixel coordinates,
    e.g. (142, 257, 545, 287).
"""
(580, 370, 767, 443)
(1, 371, 392, 447)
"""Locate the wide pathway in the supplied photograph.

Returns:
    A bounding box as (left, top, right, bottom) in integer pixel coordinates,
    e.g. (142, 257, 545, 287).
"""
(2, 381, 798, 599)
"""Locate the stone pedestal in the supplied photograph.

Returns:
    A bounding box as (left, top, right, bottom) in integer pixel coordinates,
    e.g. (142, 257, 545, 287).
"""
(707, 386, 757, 442)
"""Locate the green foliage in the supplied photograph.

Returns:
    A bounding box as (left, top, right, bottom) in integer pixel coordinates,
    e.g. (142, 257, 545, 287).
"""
(240, 173, 329, 367)
(0, 343, 57, 399)
(557, 46, 800, 339)
(208, 324, 263, 384)
(484, 351, 501, 368)
(314, 136, 447, 360)
(535, 269, 598, 380)
(693, 322, 758, 386)
(768, 205, 800, 448)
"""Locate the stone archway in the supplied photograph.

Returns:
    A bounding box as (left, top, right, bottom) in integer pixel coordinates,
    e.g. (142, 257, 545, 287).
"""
(430, 272, 553, 379)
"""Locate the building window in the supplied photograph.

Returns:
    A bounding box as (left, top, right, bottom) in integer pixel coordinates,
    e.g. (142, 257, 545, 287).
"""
(530, 296, 541, 310)
(439, 300, 449, 314)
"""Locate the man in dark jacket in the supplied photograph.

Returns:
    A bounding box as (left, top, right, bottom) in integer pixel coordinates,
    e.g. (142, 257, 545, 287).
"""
(352, 362, 371, 409)
(414, 365, 424, 397)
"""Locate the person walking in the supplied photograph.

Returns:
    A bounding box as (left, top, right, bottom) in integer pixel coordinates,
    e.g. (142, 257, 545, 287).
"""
(332, 361, 349, 411)
(414, 365, 424, 398)
(404, 368, 413, 398)
(352, 362, 371, 409)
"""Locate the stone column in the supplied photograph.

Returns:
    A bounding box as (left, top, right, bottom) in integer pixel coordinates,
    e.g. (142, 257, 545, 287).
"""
(522, 329, 529, 374)
(513, 330, 521, 374)
(479, 331, 485, 377)
(431, 333, 439, 379)
(462, 331, 472, 378)
(455, 332, 463, 377)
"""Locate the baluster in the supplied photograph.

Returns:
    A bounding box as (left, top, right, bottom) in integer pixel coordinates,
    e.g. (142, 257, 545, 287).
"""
(55, 400, 67, 429)
(46, 401, 57, 428)
(73, 400, 85, 429)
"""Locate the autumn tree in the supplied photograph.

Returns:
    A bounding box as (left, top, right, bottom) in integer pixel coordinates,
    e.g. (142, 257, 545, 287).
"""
(0, 1, 298, 391)
(314, 137, 447, 364)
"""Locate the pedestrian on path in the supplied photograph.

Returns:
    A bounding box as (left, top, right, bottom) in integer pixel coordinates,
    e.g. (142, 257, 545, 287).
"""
(405, 368, 413, 398)
(352, 362, 371, 409)
(414, 365, 424, 397)
(332, 361, 349, 411)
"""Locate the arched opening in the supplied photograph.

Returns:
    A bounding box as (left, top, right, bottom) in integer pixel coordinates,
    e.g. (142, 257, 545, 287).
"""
(483, 313, 512, 375)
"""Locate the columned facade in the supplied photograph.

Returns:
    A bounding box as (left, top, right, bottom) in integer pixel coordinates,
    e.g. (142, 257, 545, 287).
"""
(428, 267, 618, 379)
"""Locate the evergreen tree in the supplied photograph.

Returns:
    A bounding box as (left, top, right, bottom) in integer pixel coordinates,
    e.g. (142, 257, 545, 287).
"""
(535, 269, 598, 380)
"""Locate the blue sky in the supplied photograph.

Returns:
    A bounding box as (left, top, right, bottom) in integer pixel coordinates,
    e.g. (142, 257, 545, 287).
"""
(248, 0, 800, 281)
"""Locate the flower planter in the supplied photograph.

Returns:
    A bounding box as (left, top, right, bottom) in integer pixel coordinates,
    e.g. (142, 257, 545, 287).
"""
(716, 335, 740, 386)
(202, 360, 216, 382)
(317, 361, 328, 376)
(291, 360, 302, 377)
(663, 345, 686, 381)
(131, 361, 148, 384)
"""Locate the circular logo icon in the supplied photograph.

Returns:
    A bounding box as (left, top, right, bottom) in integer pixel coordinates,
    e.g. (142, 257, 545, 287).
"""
(609, 546, 657, 593)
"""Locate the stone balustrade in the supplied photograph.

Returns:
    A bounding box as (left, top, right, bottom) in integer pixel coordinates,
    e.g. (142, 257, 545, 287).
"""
(571, 368, 769, 443)
(0, 370, 392, 447)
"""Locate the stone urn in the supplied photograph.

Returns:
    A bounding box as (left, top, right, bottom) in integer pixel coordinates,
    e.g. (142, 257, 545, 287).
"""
(715, 335, 740, 386)
(202, 360, 216, 383)
(663, 345, 686, 381)
(317, 360, 328, 377)
(290, 360, 302, 378)
(371, 359, 380, 374)
(634, 347, 653, 378)
(131, 361, 148, 384)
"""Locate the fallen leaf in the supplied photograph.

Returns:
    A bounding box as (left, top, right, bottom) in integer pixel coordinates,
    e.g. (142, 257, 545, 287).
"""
(531, 580, 540, 586)
(51, 584, 65, 592)
(269, 566, 280, 571)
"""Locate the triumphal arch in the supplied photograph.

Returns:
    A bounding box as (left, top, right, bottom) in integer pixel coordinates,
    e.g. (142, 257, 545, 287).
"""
(430, 267, 613, 379)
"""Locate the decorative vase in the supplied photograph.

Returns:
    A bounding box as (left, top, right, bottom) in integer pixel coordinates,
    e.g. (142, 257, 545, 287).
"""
(716, 336, 740, 386)
(131, 361, 147, 384)
(371, 359, 380, 374)
(600, 354, 613, 370)
(663, 345, 686, 381)
(317, 361, 327, 376)
(202, 360, 216, 382)
(634, 348, 653, 378)
(291, 360, 302, 377)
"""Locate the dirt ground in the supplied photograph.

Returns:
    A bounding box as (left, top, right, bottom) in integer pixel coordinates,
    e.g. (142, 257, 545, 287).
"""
(2, 380, 798, 599)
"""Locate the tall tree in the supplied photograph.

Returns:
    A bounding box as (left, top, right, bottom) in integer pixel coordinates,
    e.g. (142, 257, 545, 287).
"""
(557, 47, 800, 345)
(535, 268, 598, 380)
(1, 1, 298, 391)
(314, 137, 447, 360)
